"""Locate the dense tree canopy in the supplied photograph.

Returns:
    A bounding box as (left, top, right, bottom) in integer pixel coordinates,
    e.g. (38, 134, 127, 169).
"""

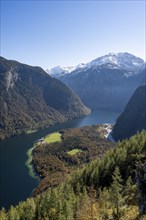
(0, 130, 146, 219)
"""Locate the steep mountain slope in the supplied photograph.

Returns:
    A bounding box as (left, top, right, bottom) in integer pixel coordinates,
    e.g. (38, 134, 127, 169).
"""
(0, 57, 90, 140)
(48, 53, 145, 111)
(112, 85, 146, 141)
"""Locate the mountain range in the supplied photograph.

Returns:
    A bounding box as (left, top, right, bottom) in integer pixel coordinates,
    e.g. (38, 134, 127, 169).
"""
(0, 53, 145, 140)
(112, 84, 146, 141)
(1, 54, 146, 218)
(0, 57, 90, 140)
(47, 52, 145, 111)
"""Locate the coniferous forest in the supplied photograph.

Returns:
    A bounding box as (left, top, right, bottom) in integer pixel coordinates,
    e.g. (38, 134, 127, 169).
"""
(0, 130, 146, 220)
(1, 2, 146, 219)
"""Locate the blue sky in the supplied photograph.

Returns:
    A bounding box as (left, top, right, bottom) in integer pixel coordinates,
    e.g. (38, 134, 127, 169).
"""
(1, 0, 145, 69)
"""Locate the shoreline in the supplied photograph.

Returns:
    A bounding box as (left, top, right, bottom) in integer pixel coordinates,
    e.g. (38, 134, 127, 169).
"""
(1, 111, 120, 210)
(25, 124, 115, 181)
(25, 144, 39, 180)
(25, 132, 61, 180)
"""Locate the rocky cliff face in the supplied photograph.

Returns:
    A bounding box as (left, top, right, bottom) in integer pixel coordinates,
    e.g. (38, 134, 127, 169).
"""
(0, 57, 90, 140)
(112, 85, 146, 141)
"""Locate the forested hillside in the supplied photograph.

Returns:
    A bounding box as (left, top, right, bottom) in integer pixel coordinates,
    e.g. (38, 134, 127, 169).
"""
(0, 57, 90, 140)
(0, 131, 146, 220)
(31, 125, 114, 195)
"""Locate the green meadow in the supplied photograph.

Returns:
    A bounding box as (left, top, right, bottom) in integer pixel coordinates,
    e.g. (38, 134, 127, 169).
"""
(44, 132, 61, 143)
(67, 148, 82, 155)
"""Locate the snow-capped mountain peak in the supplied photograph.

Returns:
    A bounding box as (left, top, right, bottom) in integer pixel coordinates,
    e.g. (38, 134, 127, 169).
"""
(46, 63, 85, 76)
(46, 66, 74, 77)
(87, 52, 144, 70)
(47, 52, 145, 78)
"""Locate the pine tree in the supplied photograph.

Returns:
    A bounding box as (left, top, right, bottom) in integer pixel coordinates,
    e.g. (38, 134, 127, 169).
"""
(62, 200, 74, 220)
(98, 188, 110, 220)
(7, 205, 19, 220)
(0, 208, 7, 220)
(124, 176, 137, 206)
(109, 166, 125, 219)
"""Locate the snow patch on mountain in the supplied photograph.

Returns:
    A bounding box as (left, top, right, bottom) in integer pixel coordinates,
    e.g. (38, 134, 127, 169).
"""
(46, 63, 86, 77)
(87, 52, 144, 70)
(46, 66, 72, 77)
(47, 52, 145, 78)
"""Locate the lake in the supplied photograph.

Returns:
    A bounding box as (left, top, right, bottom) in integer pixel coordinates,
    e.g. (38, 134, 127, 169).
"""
(0, 110, 120, 209)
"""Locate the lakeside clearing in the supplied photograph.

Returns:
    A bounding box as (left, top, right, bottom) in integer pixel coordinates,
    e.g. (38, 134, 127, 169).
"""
(44, 132, 61, 143)
(25, 132, 62, 178)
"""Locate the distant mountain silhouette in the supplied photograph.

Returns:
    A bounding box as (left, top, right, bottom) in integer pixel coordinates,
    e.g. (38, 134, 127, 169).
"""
(48, 53, 145, 111)
(0, 57, 90, 140)
(112, 85, 146, 141)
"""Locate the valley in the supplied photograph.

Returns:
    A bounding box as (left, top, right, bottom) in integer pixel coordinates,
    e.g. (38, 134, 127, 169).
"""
(48, 53, 145, 111)
(0, 54, 145, 219)
(1, 1, 146, 219)
(0, 57, 90, 140)
(0, 110, 120, 210)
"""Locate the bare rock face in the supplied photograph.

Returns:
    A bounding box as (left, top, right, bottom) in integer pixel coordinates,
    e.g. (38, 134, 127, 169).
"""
(5, 68, 18, 91)
(136, 161, 146, 214)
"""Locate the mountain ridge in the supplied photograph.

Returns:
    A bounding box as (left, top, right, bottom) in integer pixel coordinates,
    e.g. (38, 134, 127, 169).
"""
(0, 56, 90, 140)
(47, 52, 145, 78)
(47, 52, 145, 111)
